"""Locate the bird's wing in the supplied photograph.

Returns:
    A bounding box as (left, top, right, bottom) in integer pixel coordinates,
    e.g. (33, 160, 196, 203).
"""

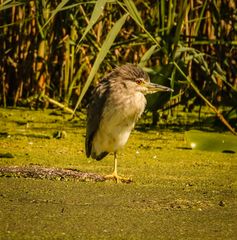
(85, 80, 109, 158)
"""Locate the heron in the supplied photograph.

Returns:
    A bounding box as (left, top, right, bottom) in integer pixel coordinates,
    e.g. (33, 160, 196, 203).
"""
(85, 64, 173, 182)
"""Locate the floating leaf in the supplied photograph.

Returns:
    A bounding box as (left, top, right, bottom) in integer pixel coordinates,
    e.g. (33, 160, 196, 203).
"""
(185, 130, 237, 153)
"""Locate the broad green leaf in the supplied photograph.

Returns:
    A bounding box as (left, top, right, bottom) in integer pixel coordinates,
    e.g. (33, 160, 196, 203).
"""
(79, 0, 108, 43)
(72, 13, 128, 114)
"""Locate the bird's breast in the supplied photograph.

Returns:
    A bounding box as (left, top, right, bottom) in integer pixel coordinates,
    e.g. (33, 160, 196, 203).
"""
(91, 91, 146, 155)
(104, 91, 146, 129)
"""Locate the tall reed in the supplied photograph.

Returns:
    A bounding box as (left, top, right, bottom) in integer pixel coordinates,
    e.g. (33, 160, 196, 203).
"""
(0, 0, 236, 122)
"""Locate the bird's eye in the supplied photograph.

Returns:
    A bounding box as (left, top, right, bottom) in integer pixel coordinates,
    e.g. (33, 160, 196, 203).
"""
(136, 79, 143, 85)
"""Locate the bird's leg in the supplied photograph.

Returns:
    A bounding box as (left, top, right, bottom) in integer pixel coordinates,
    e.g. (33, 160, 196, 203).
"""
(105, 152, 119, 182)
(105, 152, 132, 183)
(113, 152, 118, 177)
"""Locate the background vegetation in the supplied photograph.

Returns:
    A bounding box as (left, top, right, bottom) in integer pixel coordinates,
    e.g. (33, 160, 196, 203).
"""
(0, 0, 236, 132)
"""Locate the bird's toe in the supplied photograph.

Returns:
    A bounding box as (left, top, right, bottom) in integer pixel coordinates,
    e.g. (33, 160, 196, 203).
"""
(105, 172, 132, 183)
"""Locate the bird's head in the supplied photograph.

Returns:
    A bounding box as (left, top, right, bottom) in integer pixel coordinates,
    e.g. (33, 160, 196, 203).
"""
(112, 64, 173, 95)
(133, 77, 173, 95)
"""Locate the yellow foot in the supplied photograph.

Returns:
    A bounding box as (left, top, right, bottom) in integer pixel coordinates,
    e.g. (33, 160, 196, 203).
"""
(105, 172, 132, 183)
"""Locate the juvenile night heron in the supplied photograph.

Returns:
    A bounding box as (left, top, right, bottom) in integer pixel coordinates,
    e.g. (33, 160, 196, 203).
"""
(85, 64, 173, 182)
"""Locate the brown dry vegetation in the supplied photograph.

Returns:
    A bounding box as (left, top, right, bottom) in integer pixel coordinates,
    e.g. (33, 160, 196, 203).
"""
(0, 0, 236, 132)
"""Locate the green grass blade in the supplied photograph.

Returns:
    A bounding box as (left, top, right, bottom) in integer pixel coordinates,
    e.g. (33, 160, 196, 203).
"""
(0, 0, 23, 11)
(123, 0, 143, 26)
(79, 0, 108, 44)
(160, 0, 165, 35)
(173, 61, 236, 135)
(193, 0, 208, 36)
(72, 13, 129, 115)
(42, 0, 70, 29)
(118, 1, 160, 48)
(170, 0, 188, 60)
(139, 45, 157, 68)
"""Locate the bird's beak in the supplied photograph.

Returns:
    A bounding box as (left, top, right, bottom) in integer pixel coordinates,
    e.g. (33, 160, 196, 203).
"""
(144, 81, 174, 94)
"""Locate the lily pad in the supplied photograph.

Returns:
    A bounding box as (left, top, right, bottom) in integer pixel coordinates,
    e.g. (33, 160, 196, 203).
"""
(185, 130, 237, 153)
